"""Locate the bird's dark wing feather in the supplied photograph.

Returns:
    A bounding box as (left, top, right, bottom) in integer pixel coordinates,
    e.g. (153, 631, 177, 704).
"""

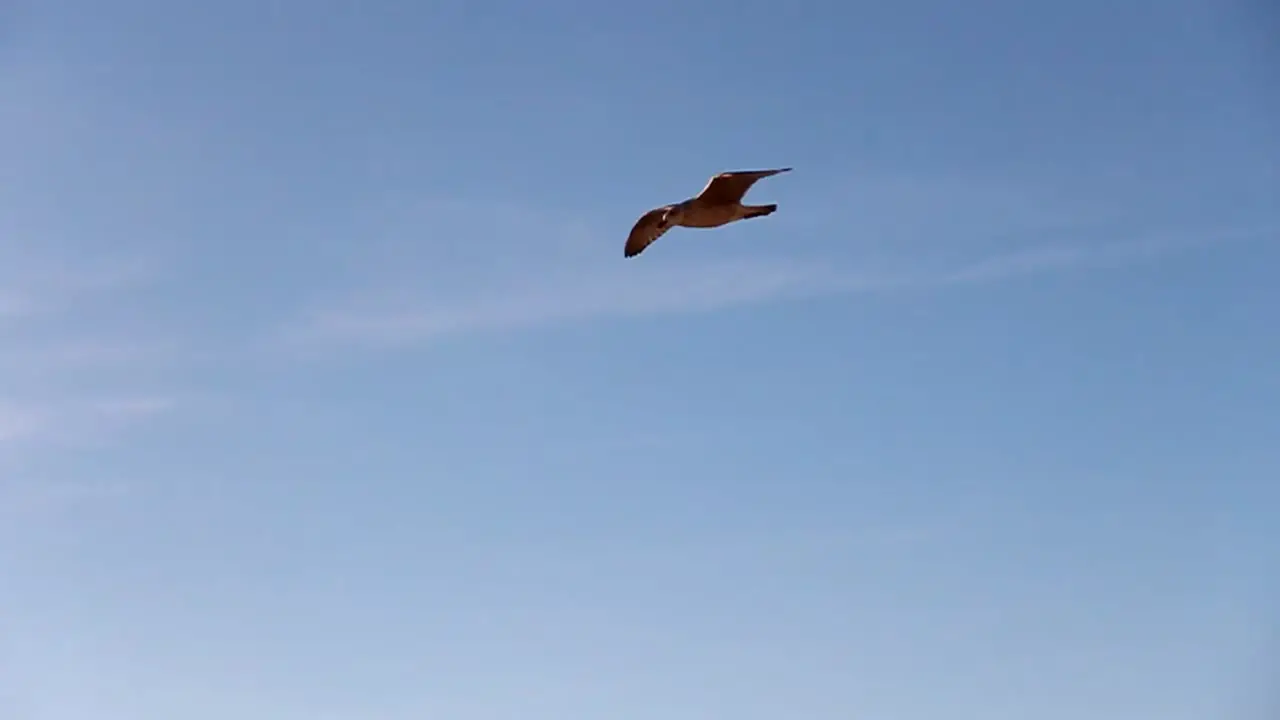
(624, 205, 674, 258)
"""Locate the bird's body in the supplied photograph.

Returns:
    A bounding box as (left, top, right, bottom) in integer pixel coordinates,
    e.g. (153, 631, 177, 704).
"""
(624, 168, 791, 258)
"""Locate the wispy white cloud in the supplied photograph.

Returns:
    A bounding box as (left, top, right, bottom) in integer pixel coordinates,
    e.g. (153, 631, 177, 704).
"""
(0, 247, 180, 515)
(0, 475, 133, 519)
(0, 391, 174, 515)
(280, 220, 1275, 351)
(0, 393, 176, 456)
(933, 223, 1272, 286)
(0, 338, 179, 377)
(0, 403, 46, 445)
(1, 61, 184, 517)
(88, 396, 176, 419)
(287, 257, 849, 349)
(0, 255, 158, 318)
(0, 391, 171, 526)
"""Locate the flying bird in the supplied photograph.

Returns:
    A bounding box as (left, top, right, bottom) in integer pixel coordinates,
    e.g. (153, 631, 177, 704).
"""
(624, 168, 792, 258)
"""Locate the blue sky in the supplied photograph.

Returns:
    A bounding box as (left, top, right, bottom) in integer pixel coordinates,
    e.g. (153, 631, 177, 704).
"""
(2, 1, 1278, 718)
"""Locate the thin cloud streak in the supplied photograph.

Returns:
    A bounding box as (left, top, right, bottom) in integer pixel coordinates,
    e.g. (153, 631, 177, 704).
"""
(0, 394, 170, 521)
(0, 248, 184, 485)
(0, 339, 179, 376)
(0, 256, 158, 318)
(89, 396, 176, 419)
(0, 476, 133, 518)
(0, 395, 176, 454)
(935, 223, 1274, 286)
(284, 223, 1275, 350)
(0, 404, 46, 445)
(292, 258, 852, 348)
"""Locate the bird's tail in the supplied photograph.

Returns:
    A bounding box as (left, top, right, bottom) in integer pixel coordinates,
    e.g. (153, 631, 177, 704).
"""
(745, 204, 777, 218)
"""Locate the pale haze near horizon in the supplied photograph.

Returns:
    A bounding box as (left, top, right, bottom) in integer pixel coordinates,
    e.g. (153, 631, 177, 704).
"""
(2, 1, 1278, 719)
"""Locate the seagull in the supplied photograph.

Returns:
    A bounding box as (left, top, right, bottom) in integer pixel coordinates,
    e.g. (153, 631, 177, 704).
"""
(624, 168, 792, 258)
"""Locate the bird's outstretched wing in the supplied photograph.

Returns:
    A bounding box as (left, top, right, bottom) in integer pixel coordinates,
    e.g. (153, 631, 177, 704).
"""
(624, 205, 675, 258)
(694, 167, 792, 206)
